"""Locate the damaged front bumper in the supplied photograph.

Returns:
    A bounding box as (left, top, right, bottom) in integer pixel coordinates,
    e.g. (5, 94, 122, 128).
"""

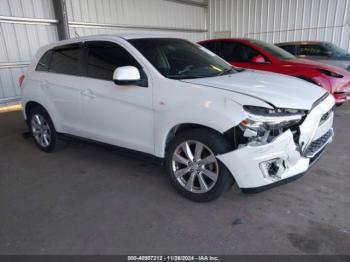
(217, 94, 335, 192)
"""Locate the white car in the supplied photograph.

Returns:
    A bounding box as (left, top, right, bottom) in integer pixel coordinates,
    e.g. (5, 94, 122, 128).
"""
(20, 34, 335, 202)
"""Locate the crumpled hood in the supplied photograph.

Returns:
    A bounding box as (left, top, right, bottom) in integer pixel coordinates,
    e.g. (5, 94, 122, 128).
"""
(182, 70, 327, 110)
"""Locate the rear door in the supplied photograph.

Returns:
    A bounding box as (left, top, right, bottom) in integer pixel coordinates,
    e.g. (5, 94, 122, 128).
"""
(36, 43, 85, 135)
(78, 40, 154, 154)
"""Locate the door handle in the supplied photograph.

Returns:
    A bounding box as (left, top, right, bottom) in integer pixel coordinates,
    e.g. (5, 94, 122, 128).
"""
(80, 89, 96, 99)
(40, 80, 49, 89)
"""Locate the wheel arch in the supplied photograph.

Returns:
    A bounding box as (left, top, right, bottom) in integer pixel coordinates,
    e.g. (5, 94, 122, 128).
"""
(24, 101, 59, 131)
(24, 101, 47, 124)
(162, 123, 240, 158)
(25, 101, 46, 116)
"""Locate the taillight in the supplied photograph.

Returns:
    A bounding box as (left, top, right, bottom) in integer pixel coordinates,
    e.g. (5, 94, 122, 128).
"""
(19, 75, 25, 87)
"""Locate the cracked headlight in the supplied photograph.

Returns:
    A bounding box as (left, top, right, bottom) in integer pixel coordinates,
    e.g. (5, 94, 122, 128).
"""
(241, 105, 306, 131)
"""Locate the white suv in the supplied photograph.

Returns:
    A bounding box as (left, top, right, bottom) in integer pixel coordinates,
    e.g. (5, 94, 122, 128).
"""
(21, 34, 335, 202)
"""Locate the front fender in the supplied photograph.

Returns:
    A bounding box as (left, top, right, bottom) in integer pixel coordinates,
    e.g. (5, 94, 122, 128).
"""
(153, 79, 274, 158)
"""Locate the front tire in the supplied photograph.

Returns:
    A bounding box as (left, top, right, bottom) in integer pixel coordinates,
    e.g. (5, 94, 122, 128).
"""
(165, 128, 234, 202)
(28, 106, 60, 152)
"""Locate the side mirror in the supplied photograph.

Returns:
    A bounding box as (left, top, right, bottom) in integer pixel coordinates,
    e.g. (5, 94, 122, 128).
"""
(251, 55, 267, 64)
(113, 66, 147, 87)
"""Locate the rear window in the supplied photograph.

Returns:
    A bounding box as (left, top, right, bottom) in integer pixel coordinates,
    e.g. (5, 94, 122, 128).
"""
(49, 44, 81, 76)
(35, 43, 82, 76)
(299, 45, 328, 56)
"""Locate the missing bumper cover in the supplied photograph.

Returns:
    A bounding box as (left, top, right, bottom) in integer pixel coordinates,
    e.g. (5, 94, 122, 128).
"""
(259, 158, 285, 180)
(304, 128, 334, 158)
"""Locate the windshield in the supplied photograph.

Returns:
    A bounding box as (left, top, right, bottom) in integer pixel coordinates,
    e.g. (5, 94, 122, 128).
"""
(326, 43, 349, 57)
(129, 38, 235, 79)
(250, 40, 296, 60)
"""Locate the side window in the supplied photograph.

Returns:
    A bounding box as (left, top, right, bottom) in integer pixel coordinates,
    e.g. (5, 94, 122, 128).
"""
(200, 41, 217, 53)
(49, 44, 81, 76)
(299, 45, 328, 56)
(220, 42, 259, 62)
(36, 50, 52, 72)
(279, 45, 297, 55)
(85, 41, 140, 81)
(220, 42, 237, 61)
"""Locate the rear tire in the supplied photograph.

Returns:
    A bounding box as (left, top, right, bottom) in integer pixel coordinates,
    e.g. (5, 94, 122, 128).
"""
(165, 128, 234, 202)
(28, 106, 62, 152)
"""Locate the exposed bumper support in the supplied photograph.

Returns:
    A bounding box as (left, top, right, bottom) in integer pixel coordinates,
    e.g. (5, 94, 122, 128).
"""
(217, 94, 335, 191)
(240, 145, 329, 193)
(217, 130, 310, 189)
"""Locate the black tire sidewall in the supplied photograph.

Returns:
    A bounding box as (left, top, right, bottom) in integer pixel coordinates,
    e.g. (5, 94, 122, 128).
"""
(28, 107, 57, 152)
(165, 128, 234, 202)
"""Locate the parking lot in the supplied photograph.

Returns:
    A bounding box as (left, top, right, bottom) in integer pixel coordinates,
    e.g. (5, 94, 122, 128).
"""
(0, 104, 349, 255)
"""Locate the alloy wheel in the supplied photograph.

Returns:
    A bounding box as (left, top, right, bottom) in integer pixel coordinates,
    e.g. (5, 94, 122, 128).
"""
(31, 114, 51, 147)
(171, 140, 219, 193)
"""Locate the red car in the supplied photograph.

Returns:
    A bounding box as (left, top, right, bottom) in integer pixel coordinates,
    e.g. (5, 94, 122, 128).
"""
(198, 38, 350, 104)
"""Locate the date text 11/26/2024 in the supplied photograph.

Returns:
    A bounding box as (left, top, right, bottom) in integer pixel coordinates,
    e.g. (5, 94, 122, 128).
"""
(127, 255, 219, 261)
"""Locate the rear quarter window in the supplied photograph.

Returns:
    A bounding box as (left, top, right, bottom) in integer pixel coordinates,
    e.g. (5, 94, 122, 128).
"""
(35, 50, 52, 72)
(49, 44, 81, 76)
(35, 43, 82, 76)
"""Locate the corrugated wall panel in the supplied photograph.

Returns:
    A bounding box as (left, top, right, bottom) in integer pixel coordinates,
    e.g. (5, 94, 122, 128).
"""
(0, 0, 56, 19)
(0, 0, 58, 103)
(66, 0, 207, 42)
(69, 26, 207, 42)
(0, 0, 208, 103)
(209, 0, 350, 51)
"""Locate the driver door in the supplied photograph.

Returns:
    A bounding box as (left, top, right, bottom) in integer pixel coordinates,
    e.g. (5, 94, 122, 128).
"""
(219, 41, 272, 71)
(78, 41, 154, 154)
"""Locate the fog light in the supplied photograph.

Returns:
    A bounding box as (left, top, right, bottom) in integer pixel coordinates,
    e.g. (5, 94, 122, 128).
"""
(259, 158, 285, 180)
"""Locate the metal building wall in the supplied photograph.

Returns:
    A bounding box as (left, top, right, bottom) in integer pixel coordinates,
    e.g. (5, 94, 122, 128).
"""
(0, 0, 58, 103)
(208, 0, 350, 51)
(66, 0, 208, 42)
(0, 0, 208, 103)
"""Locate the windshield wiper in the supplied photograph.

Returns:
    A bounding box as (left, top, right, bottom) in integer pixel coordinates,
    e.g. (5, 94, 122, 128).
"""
(217, 67, 244, 76)
(167, 75, 210, 79)
(167, 67, 245, 79)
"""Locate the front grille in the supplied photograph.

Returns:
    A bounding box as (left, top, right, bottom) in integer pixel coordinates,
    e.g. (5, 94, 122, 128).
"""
(304, 129, 334, 158)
